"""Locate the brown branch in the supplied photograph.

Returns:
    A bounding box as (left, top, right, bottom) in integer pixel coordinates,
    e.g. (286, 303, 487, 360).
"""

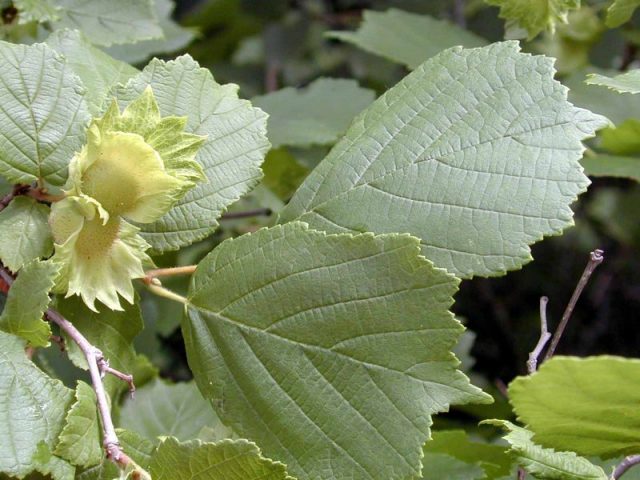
(527, 296, 551, 374)
(0, 262, 132, 470)
(221, 208, 272, 220)
(543, 249, 604, 361)
(97, 356, 136, 398)
(143, 265, 197, 284)
(612, 455, 640, 479)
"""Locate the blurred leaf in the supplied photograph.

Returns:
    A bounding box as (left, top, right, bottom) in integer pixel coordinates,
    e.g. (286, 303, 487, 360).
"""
(565, 69, 640, 125)
(184, 222, 489, 480)
(280, 42, 607, 279)
(419, 453, 485, 479)
(148, 438, 290, 480)
(261, 148, 309, 200)
(509, 356, 640, 458)
(54, 381, 102, 468)
(586, 69, 640, 94)
(119, 380, 232, 443)
(115, 55, 270, 253)
(0, 41, 90, 186)
(601, 119, 640, 155)
(423, 430, 511, 478)
(0, 197, 53, 272)
(106, 0, 196, 64)
(0, 259, 57, 347)
(582, 153, 640, 181)
(588, 187, 640, 244)
(14, 0, 60, 23)
(486, 0, 580, 39)
(253, 78, 375, 149)
(0, 331, 73, 478)
(54, 0, 163, 47)
(484, 420, 608, 479)
(46, 29, 138, 115)
(327, 8, 487, 69)
(606, 0, 640, 27)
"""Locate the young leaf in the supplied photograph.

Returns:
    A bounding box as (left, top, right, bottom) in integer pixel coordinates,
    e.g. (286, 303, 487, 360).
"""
(46, 29, 139, 115)
(509, 356, 640, 458)
(184, 222, 490, 480)
(119, 380, 232, 443)
(54, 0, 163, 47)
(149, 438, 290, 480)
(54, 381, 102, 468)
(252, 78, 375, 148)
(484, 420, 608, 480)
(0, 197, 53, 272)
(581, 154, 640, 182)
(0, 259, 58, 347)
(606, 0, 640, 27)
(280, 42, 607, 279)
(486, 0, 580, 39)
(115, 55, 270, 253)
(586, 69, 640, 94)
(14, 0, 60, 23)
(0, 41, 90, 186)
(56, 296, 144, 396)
(0, 331, 74, 478)
(327, 9, 487, 69)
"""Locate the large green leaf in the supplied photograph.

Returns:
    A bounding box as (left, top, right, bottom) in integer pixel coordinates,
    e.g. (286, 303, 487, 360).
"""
(0, 41, 90, 186)
(54, 381, 102, 468)
(484, 420, 608, 480)
(581, 154, 640, 182)
(0, 259, 58, 347)
(606, 0, 640, 27)
(327, 9, 487, 69)
(252, 78, 375, 148)
(119, 380, 230, 443)
(486, 0, 580, 39)
(56, 296, 143, 397)
(0, 331, 74, 478)
(46, 29, 138, 115)
(280, 42, 607, 279)
(422, 430, 511, 478)
(149, 438, 290, 480)
(183, 222, 490, 480)
(0, 197, 53, 272)
(32, 442, 75, 480)
(586, 69, 640, 94)
(105, 0, 196, 64)
(54, 0, 163, 47)
(114, 55, 270, 253)
(509, 356, 640, 458)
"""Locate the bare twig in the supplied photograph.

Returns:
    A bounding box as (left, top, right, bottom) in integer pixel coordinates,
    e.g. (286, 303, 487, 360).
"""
(517, 467, 527, 480)
(527, 296, 552, 374)
(0, 262, 133, 470)
(543, 249, 604, 361)
(221, 207, 272, 220)
(611, 455, 640, 479)
(97, 356, 135, 398)
(143, 265, 197, 284)
(452, 0, 467, 28)
(145, 280, 189, 304)
(46, 308, 132, 468)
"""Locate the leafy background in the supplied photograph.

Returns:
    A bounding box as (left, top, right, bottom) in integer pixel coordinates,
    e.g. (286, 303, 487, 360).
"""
(1, 0, 640, 478)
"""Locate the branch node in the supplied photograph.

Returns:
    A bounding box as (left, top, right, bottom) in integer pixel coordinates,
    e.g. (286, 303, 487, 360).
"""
(527, 296, 552, 374)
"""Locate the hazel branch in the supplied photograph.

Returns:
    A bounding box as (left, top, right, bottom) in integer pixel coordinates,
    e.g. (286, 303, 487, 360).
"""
(543, 249, 604, 361)
(611, 455, 640, 479)
(143, 265, 197, 283)
(527, 296, 551, 374)
(0, 262, 133, 470)
(221, 207, 272, 220)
